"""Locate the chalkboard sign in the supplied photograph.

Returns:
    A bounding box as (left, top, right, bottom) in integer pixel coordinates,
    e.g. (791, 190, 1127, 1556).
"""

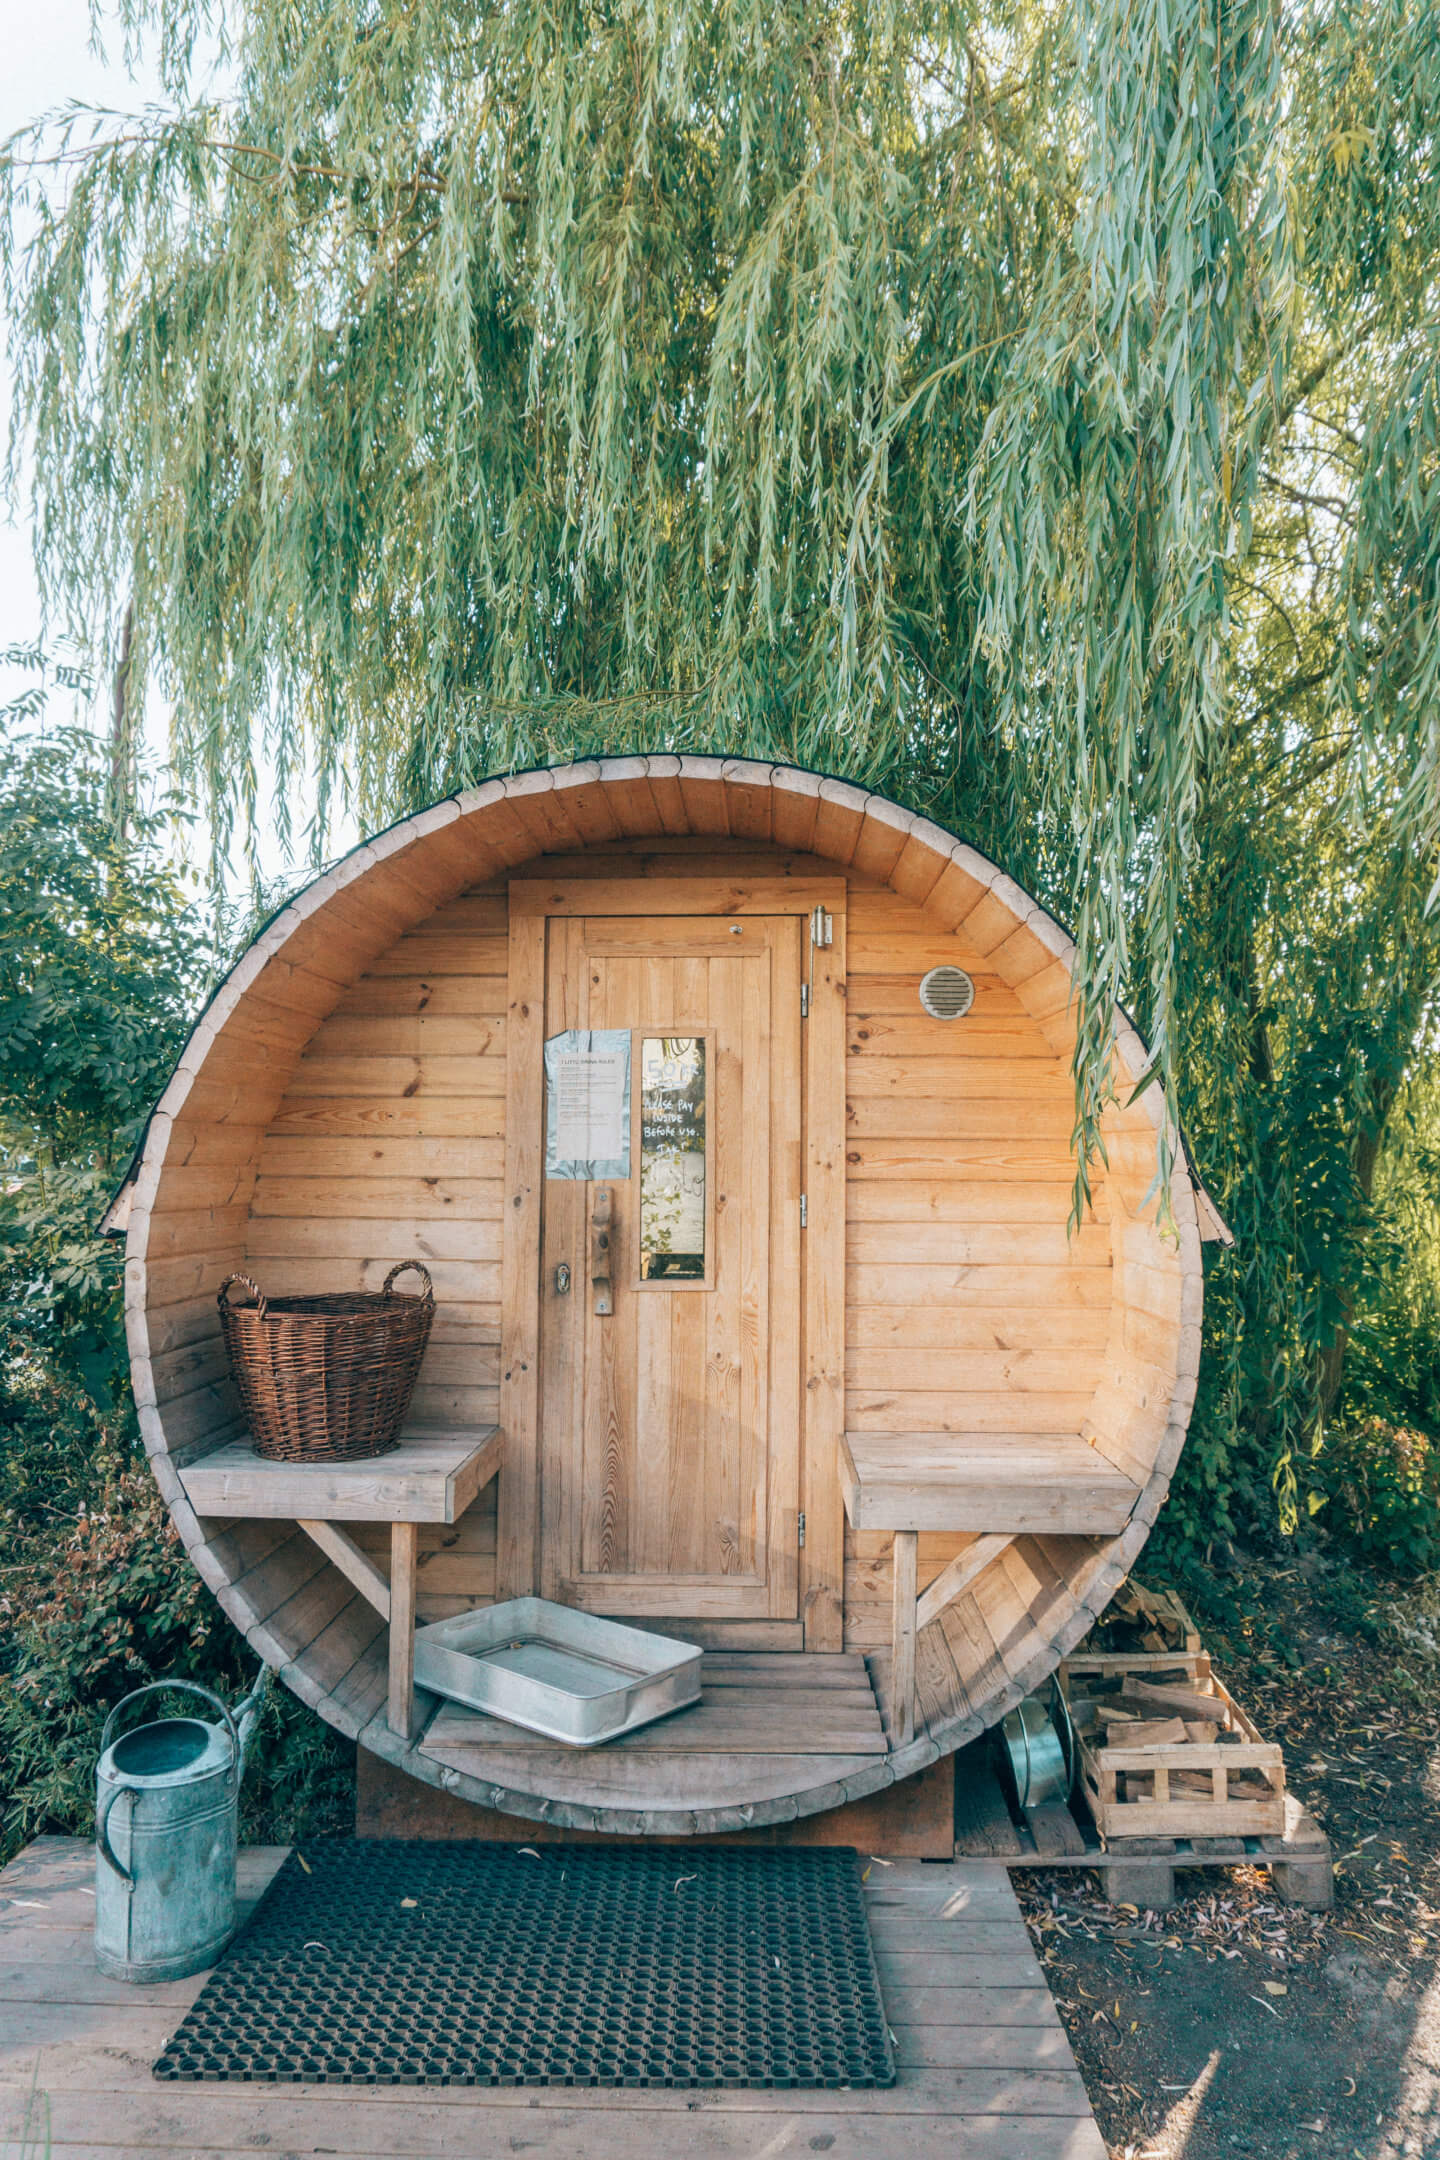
(639, 1036, 707, 1280)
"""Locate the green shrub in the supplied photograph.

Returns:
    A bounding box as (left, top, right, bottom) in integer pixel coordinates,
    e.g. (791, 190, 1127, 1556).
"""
(0, 720, 212, 1397)
(0, 711, 354, 1862)
(1321, 1415, 1440, 1577)
(0, 1342, 353, 1866)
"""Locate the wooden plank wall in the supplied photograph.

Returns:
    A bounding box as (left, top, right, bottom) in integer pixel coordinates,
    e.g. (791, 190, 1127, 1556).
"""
(237, 847, 1113, 1665)
(244, 884, 510, 1624)
(127, 820, 508, 1730)
(838, 883, 1109, 1656)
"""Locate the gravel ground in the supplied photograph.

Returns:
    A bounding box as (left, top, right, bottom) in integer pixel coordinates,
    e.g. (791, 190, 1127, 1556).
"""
(1015, 1556, 1440, 2160)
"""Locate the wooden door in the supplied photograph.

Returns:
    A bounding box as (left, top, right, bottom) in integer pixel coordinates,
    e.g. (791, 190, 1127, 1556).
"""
(537, 913, 803, 1619)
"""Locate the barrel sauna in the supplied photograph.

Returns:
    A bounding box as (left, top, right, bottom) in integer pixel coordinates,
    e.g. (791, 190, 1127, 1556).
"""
(107, 759, 1227, 1837)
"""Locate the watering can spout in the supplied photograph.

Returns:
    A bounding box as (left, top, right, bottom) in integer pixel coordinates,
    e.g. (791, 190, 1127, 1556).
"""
(233, 1667, 272, 1779)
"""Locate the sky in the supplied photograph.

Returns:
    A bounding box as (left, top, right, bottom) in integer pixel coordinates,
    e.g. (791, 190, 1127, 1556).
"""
(0, 0, 356, 882)
(0, 0, 158, 702)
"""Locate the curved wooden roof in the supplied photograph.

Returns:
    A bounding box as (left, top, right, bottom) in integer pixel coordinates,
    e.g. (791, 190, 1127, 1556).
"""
(116, 757, 1220, 1835)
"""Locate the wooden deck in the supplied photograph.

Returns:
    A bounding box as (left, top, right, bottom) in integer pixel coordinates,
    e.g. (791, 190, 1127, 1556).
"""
(0, 1836, 1105, 2159)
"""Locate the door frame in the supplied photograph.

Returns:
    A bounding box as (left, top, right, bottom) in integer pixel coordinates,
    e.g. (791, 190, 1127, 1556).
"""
(496, 876, 848, 1651)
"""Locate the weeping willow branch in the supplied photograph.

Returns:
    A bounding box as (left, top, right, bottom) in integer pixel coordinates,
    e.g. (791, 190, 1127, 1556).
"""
(2, 0, 1439, 1484)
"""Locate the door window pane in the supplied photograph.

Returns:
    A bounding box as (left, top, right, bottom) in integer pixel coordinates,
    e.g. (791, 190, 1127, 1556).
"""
(639, 1036, 707, 1280)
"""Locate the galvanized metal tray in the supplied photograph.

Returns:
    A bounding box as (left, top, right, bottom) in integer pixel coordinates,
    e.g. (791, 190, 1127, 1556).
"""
(413, 1597, 703, 1746)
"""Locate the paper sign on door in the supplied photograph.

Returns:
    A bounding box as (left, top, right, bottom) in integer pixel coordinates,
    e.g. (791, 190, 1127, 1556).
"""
(544, 1029, 631, 1180)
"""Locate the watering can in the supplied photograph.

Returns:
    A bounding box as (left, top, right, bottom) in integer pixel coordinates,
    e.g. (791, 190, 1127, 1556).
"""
(94, 1670, 270, 1982)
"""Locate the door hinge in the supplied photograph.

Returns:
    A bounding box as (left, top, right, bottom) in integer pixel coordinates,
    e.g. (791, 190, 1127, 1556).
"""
(803, 905, 834, 1021)
(798, 1511, 807, 1549)
(799, 1193, 808, 1229)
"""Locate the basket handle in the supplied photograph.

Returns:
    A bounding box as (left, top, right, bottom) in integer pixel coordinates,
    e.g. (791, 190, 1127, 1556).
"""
(382, 1261, 434, 1302)
(218, 1273, 267, 1318)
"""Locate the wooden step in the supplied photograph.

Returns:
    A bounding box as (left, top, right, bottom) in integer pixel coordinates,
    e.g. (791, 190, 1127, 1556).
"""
(423, 1669, 888, 1758)
(415, 1649, 891, 1820)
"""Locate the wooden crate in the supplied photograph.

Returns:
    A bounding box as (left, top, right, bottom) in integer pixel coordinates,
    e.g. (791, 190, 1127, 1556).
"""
(1059, 1650, 1286, 1841)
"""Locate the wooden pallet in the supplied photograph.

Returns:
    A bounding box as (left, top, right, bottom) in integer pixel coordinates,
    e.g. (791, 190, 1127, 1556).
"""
(953, 1742, 1332, 1910)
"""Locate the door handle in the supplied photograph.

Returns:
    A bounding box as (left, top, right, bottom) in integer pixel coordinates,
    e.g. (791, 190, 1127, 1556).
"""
(591, 1188, 614, 1316)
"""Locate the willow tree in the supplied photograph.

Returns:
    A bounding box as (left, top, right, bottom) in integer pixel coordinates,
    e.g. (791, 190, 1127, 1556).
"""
(4, 0, 1439, 1534)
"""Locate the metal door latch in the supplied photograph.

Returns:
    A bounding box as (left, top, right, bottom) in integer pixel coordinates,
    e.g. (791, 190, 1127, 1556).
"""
(591, 1188, 614, 1316)
(554, 1262, 571, 1296)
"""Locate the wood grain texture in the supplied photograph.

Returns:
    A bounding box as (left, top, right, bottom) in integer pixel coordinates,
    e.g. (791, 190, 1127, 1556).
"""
(297, 1519, 392, 1617)
(121, 762, 1206, 1837)
(387, 1521, 419, 1740)
(497, 907, 546, 1596)
(841, 1431, 1138, 1534)
(803, 893, 847, 1648)
(891, 1529, 919, 1746)
(179, 1427, 501, 1524)
(916, 1534, 1017, 1634)
(538, 908, 799, 1622)
(423, 1659, 888, 1755)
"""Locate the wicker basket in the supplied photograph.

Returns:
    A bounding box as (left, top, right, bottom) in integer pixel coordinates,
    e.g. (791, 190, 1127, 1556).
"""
(217, 1264, 435, 1464)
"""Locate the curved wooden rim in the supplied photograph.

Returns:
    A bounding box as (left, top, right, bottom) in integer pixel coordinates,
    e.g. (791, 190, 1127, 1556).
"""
(122, 756, 1209, 1834)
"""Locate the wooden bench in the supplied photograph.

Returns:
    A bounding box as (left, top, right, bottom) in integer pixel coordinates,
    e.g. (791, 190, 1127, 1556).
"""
(840, 1431, 1141, 1745)
(180, 1425, 503, 1742)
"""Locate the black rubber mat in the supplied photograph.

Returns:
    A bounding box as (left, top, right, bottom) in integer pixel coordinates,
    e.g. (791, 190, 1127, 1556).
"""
(153, 1838, 896, 2088)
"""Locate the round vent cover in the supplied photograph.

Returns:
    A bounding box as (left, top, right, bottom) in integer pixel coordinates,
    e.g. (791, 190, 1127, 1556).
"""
(918, 964, 975, 1021)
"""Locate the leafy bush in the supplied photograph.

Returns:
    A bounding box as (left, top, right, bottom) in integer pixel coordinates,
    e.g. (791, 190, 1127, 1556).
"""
(0, 1341, 354, 1866)
(1344, 1073, 1440, 1436)
(0, 697, 354, 1863)
(1321, 1416, 1440, 1577)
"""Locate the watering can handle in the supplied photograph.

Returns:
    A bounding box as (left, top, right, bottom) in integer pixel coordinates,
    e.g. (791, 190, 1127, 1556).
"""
(95, 1785, 135, 1886)
(100, 1679, 241, 1768)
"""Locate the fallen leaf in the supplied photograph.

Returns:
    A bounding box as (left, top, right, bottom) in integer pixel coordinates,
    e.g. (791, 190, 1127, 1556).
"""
(1263, 1982, 1288, 1997)
(400, 1897, 418, 1909)
(295, 1852, 312, 1875)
